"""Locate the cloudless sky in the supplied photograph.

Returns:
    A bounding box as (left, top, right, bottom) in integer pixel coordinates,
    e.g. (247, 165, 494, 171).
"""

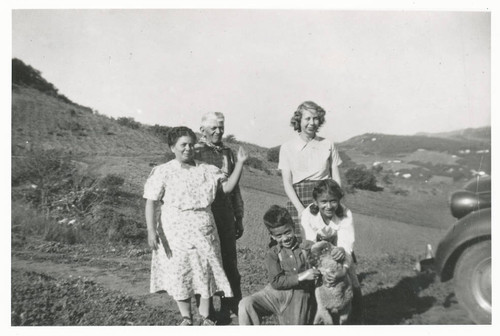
(11, 6, 491, 147)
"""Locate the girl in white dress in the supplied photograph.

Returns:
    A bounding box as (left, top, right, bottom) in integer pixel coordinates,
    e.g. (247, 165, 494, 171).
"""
(144, 126, 248, 325)
(300, 179, 363, 324)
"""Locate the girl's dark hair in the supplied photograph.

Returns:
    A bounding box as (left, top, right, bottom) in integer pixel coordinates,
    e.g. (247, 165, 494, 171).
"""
(310, 179, 346, 218)
(290, 101, 326, 132)
(166, 126, 197, 147)
(263, 205, 294, 230)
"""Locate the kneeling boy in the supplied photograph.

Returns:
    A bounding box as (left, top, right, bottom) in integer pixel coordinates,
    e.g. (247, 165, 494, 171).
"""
(238, 205, 321, 325)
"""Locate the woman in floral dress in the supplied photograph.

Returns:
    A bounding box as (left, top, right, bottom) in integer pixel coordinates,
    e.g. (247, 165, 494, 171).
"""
(144, 126, 248, 326)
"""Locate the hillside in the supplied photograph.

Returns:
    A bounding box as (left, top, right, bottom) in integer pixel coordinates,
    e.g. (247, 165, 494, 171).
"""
(337, 131, 491, 181)
(11, 58, 274, 173)
(12, 86, 167, 157)
(416, 126, 491, 143)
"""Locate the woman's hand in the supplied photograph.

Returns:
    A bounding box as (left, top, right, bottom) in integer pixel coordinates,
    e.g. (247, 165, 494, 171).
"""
(237, 146, 248, 163)
(163, 240, 173, 258)
(148, 229, 159, 250)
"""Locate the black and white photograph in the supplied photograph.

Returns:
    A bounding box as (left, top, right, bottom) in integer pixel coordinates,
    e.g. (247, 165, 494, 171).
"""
(5, 0, 496, 332)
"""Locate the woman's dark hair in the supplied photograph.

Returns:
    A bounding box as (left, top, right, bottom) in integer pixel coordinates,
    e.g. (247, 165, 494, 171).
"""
(290, 101, 326, 132)
(310, 179, 346, 218)
(166, 126, 197, 147)
(263, 205, 294, 230)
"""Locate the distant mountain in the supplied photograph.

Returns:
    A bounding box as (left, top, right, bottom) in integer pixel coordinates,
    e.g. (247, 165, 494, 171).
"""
(416, 127, 490, 143)
(337, 130, 490, 180)
(338, 130, 490, 156)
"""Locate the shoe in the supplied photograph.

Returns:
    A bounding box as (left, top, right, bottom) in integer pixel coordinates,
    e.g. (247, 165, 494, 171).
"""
(178, 317, 193, 326)
(200, 317, 216, 326)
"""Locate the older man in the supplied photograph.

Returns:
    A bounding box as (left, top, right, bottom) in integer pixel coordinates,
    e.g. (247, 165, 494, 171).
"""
(195, 111, 244, 321)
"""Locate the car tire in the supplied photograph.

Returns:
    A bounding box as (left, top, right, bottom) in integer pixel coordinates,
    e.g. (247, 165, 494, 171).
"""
(454, 240, 491, 324)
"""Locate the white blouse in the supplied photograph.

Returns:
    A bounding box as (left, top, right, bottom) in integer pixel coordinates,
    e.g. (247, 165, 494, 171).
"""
(300, 204, 355, 254)
(278, 134, 342, 184)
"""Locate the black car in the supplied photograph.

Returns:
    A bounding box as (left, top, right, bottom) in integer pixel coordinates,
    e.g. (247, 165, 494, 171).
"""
(417, 176, 491, 324)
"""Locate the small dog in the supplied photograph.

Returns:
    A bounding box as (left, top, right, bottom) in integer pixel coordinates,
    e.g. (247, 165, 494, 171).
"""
(309, 241, 353, 325)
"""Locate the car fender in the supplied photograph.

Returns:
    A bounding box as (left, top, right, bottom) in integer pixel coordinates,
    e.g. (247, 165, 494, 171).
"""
(435, 208, 491, 282)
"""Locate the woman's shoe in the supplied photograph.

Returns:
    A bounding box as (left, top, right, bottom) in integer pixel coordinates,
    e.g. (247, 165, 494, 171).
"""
(178, 317, 193, 326)
(200, 317, 216, 326)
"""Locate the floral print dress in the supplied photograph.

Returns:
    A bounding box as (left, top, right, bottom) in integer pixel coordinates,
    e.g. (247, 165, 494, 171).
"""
(143, 159, 233, 300)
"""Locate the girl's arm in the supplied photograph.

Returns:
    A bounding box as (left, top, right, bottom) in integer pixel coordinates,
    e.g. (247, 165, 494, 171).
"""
(221, 147, 248, 194)
(281, 168, 305, 215)
(337, 209, 355, 254)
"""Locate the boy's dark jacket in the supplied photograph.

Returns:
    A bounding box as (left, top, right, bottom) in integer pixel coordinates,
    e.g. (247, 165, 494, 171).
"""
(266, 238, 315, 290)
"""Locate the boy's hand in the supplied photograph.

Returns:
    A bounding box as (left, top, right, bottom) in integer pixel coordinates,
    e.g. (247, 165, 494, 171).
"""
(298, 268, 321, 281)
(235, 217, 244, 240)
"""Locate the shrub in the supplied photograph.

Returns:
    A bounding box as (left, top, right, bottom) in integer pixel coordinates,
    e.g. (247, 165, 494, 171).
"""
(148, 124, 171, 143)
(267, 146, 280, 163)
(117, 117, 141, 130)
(391, 187, 410, 196)
(372, 164, 383, 174)
(382, 173, 393, 185)
(99, 174, 125, 191)
(224, 134, 237, 143)
(12, 149, 75, 207)
(244, 157, 264, 171)
(345, 165, 380, 191)
(11, 202, 84, 245)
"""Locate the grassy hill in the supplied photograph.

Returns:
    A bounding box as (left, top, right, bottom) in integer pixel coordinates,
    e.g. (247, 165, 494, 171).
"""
(337, 131, 491, 181)
(416, 126, 491, 143)
(12, 85, 168, 157)
(339, 132, 489, 155)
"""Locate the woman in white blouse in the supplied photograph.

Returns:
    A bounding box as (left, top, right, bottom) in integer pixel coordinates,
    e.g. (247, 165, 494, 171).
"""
(278, 101, 342, 241)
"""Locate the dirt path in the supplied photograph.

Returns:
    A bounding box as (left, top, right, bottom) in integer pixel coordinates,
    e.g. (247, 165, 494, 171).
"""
(11, 246, 474, 325)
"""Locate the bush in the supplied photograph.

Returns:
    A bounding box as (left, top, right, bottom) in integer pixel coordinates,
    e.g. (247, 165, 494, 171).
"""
(244, 157, 265, 171)
(148, 124, 171, 143)
(382, 173, 393, 185)
(12, 149, 75, 207)
(117, 117, 141, 130)
(224, 134, 237, 143)
(391, 187, 410, 196)
(12, 148, 135, 244)
(267, 146, 280, 163)
(11, 202, 85, 245)
(345, 165, 380, 191)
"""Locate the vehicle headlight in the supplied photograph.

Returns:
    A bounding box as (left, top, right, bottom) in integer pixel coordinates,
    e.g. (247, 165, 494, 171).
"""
(450, 191, 489, 219)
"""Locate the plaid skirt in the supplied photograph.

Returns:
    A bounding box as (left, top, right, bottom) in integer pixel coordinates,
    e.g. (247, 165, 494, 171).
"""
(285, 180, 322, 242)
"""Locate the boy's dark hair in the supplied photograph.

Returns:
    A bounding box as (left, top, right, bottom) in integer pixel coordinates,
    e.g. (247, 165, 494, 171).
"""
(310, 179, 346, 218)
(263, 205, 294, 230)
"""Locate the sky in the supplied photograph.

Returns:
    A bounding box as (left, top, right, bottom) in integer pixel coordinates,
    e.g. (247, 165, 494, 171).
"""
(9, 3, 492, 147)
